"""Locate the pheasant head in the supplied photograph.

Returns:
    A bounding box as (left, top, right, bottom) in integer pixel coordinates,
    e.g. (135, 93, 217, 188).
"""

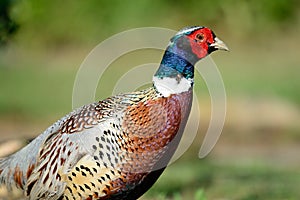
(153, 26, 228, 96)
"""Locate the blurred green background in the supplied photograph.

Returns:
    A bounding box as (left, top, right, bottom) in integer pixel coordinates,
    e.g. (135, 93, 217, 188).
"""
(0, 0, 300, 199)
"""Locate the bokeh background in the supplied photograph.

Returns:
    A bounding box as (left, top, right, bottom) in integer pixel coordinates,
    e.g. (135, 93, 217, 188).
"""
(0, 0, 300, 199)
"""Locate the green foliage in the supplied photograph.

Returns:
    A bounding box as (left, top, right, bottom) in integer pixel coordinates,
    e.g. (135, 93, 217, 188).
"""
(4, 0, 299, 48)
(0, 0, 19, 45)
(194, 189, 207, 200)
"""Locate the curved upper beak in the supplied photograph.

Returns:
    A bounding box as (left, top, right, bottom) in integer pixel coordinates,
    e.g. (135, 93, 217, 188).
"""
(211, 37, 229, 51)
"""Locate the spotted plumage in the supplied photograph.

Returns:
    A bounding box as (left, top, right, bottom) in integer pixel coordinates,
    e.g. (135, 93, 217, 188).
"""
(0, 26, 228, 200)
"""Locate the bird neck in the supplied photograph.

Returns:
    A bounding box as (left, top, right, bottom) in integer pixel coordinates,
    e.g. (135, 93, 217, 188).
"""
(153, 49, 195, 97)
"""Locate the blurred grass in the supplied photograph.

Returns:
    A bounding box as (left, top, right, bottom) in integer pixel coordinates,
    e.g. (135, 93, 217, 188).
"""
(0, 64, 76, 119)
(141, 155, 300, 200)
(0, 44, 299, 120)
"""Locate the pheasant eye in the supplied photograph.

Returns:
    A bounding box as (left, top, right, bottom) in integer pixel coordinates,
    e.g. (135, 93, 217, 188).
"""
(196, 33, 204, 42)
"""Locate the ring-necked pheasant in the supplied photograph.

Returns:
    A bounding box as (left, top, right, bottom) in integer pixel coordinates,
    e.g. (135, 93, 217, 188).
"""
(0, 26, 228, 200)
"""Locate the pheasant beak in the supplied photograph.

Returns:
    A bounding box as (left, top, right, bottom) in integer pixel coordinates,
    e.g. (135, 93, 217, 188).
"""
(211, 37, 229, 51)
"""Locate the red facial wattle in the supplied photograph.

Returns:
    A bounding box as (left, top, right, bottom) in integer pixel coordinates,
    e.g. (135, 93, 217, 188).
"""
(187, 28, 214, 59)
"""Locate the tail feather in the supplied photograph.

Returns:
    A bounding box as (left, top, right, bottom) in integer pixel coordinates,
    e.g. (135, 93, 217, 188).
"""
(0, 137, 43, 192)
(0, 106, 74, 194)
(0, 147, 39, 192)
(0, 156, 14, 190)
